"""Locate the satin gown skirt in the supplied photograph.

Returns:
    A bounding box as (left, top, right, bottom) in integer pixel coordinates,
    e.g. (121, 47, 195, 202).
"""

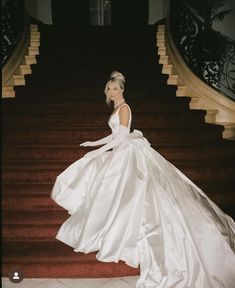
(51, 130, 235, 288)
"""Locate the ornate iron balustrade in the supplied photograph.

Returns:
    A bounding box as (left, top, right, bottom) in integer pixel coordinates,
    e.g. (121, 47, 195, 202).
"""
(169, 0, 235, 100)
(2, 0, 27, 66)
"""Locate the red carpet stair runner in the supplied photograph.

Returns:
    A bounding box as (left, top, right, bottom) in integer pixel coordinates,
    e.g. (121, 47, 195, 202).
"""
(2, 24, 235, 278)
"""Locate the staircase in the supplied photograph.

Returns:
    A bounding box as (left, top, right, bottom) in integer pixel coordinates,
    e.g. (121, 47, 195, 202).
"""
(2, 23, 235, 278)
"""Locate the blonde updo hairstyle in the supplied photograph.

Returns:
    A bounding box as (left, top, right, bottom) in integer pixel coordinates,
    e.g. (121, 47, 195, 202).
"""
(105, 71, 125, 106)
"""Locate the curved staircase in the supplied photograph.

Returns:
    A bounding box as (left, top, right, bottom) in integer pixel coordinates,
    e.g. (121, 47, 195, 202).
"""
(2, 24, 40, 98)
(2, 24, 235, 278)
(157, 24, 235, 140)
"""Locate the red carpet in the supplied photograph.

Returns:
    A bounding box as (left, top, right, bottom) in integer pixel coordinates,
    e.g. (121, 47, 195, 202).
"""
(2, 24, 235, 278)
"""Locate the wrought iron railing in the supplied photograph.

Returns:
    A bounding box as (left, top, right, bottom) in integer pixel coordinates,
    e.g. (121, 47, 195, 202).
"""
(2, 0, 27, 66)
(169, 0, 235, 100)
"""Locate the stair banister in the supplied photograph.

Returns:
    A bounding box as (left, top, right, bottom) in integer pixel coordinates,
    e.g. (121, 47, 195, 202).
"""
(2, 0, 40, 98)
(158, 0, 235, 139)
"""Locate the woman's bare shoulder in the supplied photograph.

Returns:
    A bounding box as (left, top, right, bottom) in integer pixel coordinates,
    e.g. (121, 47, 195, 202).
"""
(119, 104, 131, 127)
(119, 103, 131, 113)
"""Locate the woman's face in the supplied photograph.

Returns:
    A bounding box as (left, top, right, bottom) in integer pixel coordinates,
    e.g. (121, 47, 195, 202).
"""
(106, 81, 123, 101)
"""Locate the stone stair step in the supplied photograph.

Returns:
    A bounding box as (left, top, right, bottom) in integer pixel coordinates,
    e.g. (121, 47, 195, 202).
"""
(2, 159, 234, 184)
(2, 86, 15, 98)
(2, 141, 235, 162)
(3, 185, 234, 213)
(3, 177, 234, 195)
(3, 124, 224, 145)
(3, 210, 67, 224)
(3, 110, 207, 127)
(2, 241, 139, 278)
(1, 97, 192, 110)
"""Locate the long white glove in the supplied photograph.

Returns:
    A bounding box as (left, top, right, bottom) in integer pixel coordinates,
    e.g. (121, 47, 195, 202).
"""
(83, 125, 130, 160)
(80, 134, 113, 147)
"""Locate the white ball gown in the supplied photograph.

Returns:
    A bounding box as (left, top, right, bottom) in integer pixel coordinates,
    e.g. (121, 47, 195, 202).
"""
(51, 103, 235, 288)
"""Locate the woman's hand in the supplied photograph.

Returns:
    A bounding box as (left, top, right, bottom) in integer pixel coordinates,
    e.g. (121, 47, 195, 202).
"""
(80, 141, 94, 147)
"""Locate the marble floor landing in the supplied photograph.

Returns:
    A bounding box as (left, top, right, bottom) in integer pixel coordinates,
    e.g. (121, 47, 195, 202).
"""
(2, 276, 138, 288)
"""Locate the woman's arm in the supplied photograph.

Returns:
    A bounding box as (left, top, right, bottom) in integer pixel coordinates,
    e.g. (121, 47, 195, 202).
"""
(118, 105, 130, 127)
(80, 105, 130, 147)
(84, 106, 130, 160)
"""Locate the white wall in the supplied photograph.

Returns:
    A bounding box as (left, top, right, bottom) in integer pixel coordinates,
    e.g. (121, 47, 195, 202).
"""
(148, 0, 169, 24)
(24, 0, 52, 24)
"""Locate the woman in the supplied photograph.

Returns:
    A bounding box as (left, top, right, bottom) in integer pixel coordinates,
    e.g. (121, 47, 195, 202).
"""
(51, 71, 235, 288)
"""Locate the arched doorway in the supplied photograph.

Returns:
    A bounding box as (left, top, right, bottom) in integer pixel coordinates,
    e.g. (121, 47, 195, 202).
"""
(51, 0, 89, 29)
(111, 0, 149, 27)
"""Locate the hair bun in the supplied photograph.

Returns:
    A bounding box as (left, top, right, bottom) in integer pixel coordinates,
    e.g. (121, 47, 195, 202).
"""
(110, 71, 125, 83)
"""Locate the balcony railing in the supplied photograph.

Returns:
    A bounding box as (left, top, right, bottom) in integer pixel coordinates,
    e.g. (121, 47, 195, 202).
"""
(2, 0, 28, 66)
(169, 0, 235, 100)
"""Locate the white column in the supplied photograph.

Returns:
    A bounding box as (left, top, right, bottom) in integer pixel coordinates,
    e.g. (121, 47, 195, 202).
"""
(37, 0, 52, 24)
(25, 0, 52, 24)
(148, 0, 169, 25)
